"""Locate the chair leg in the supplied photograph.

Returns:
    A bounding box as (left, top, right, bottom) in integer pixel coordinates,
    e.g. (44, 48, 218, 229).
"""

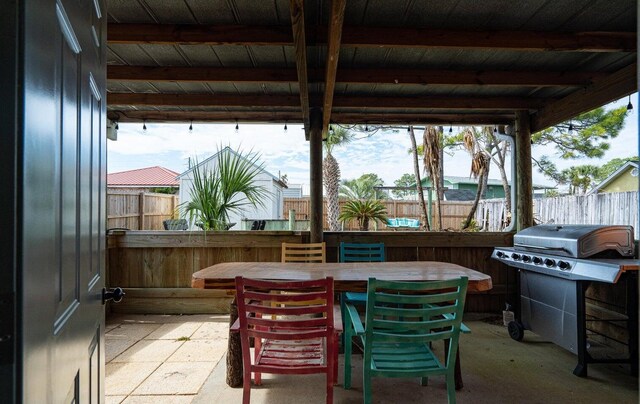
(344, 324, 353, 389)
(445, 371, 457, 404)
(242, 366, 252, 404)
(333, 333, 339, 385)
(327, 366, 334, 404)
(254, 337, 262, 385)
(363, 366, 372, 404)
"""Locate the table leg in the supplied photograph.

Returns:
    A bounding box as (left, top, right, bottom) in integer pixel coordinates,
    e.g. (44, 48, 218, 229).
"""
(226, 297, 243, 387)
(444, 339, 464, 390)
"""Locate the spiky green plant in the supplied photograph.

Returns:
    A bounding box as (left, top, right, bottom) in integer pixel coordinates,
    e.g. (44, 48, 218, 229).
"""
(338, 199, 388, 231)
(182, 147, 270, 230)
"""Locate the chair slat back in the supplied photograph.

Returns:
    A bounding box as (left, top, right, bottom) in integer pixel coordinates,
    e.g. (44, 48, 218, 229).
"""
(364, 277, 468, 345)
(282, 242, 326, 263)
(235, 276, 335, 342)
(339, 242, 385, 262)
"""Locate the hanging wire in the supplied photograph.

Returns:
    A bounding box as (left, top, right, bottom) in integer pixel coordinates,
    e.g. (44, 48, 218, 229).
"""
(627, 95, 633, 110)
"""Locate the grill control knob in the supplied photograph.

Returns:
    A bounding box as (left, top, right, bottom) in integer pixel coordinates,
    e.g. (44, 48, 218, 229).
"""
(496, 251, 505, 258)
(511, 253, 521, 261)
(558, 261, 571, 270)
(522, 255, 531, 263)
(532, 257, 543, 265)
(544, 258, 556, 267)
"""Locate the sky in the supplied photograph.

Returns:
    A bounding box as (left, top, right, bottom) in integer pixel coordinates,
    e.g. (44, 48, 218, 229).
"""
(108, 95, 638, 194)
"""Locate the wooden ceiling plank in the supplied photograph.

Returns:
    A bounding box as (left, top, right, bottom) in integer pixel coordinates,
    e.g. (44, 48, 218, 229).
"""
(107, 93, 300, 107)
(107, 23, 292, 46)
(107, 110, 514, 125)
(107, 23, 636, 52)
(289, 0, 311, 134)
(321, 0, 346, 137)
(107, 92, 546, 110)
(339, 28, 636, 52)
(107, 65, 603, 87)
(530, 63, 637, 132)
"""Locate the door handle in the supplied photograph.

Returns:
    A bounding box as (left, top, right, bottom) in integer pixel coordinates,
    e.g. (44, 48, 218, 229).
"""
(102, 287, 125, 304)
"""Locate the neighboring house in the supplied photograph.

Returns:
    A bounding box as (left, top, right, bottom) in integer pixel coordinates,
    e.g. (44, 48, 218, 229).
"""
(283, 183, 303, 198)
(418, 176, 550, 201)
(589, 161, 639, 194)
(107, 166, 179, 193)
(177, 147, 287, 230)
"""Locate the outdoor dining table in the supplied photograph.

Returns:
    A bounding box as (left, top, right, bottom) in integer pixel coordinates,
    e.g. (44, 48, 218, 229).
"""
(192, 261, 493, 389)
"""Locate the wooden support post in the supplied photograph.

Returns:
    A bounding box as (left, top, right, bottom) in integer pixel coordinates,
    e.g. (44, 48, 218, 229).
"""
(515, 111, 534, 231)
(309, 108, 323, 243)
(226, 298, 242, 387)
(138, 192, 145, 230)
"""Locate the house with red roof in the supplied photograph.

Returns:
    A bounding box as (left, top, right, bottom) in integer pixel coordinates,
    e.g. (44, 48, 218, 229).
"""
(107, 166, 179, 194)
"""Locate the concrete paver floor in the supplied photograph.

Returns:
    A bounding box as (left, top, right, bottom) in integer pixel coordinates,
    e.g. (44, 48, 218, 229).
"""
(106, 314, 638, 404)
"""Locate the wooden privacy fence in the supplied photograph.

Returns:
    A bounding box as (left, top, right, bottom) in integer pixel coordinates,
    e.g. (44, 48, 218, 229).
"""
(284, 198, 473, 230)
(107, 192, 179, 230)
(476, 191, 639, 234)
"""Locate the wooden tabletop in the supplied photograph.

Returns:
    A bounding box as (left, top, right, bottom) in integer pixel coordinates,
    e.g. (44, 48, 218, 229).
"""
(192, 261, 493, 292)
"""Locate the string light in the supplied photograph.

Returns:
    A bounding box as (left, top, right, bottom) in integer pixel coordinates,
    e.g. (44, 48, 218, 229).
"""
(494, 126, 497, 133)
(449, 125, 452, 133)
(115, 121, 119, 131)
(627, 95, 633, 110)
(407, 126, 410, 132)
(284, 121, 288, 132)
(189, 120, 193, 133)
(235, 119, 239, 133)
(365, 123, 369, 132)
(568, 120, 573, 132)
(329, 125, 334, 134)
(142, 120, 147, 132)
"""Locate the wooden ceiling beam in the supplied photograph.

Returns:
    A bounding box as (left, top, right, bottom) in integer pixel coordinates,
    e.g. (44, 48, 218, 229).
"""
(107, 92, 547, 110)
(530, 63, 637, 132)
(289, 0, 311, 134)
(108, 65, 603, 87)
(107, 23, 636, 52)
(107, 109, 514, 126)
(107, 93, 301, 107)
(321, 0, 346, 137)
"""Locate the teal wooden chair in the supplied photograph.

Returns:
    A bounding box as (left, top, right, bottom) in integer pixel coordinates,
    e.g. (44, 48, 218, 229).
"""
(339, 242, 385, 347)
(344, 276, 469, 404)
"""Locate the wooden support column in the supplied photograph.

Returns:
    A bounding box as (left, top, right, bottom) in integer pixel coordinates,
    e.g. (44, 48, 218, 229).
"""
(309, 108, 323, 243)
(515, 111, 533, 231)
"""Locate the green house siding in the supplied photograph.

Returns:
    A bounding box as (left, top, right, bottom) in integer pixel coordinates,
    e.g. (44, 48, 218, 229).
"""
(601, 170, 639, 193)
(456, 183, 505, 198)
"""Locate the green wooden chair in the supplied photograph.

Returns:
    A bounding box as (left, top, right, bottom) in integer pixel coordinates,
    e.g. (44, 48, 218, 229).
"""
(343, 276, 468, 404)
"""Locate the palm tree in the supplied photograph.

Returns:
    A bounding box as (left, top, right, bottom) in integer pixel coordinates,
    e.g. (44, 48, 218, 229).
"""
(423, 126, 443, 230)
(338, 199, 388, 231)
(408, 126, 430, 230)
(182, 147, 270, 230)
(323, 126, 354, 231)
(460, 127, 491, 229)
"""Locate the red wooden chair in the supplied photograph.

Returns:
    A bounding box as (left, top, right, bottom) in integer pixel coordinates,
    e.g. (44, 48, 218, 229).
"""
(233, 276, 341, 404)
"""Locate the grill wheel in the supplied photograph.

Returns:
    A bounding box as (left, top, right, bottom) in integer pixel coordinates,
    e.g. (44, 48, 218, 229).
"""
(508, 320, 525, 341)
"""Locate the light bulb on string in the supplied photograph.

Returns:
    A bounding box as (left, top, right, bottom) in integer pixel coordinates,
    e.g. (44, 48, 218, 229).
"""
(235, 120, 239, 133)
(142, 120, 147, 132)
(115, 121, 119, 131)
(189, 120, 193, 133)
(627, 95, 633, 110)
(284, 121, 288, 133)
(449, 125, 452, 133)
(568, 121, 573, 132)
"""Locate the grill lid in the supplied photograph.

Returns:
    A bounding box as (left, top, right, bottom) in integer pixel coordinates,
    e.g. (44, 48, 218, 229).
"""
(513, 224, 635, 258)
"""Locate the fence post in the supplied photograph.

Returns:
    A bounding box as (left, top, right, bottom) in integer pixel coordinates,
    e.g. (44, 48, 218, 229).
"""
(138, 192, 145, 230)
(288, 209, 296, 230)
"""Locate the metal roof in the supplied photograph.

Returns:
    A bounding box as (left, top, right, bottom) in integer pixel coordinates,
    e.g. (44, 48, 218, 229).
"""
(105, 0, 637, 136)
(107, 166, 179, 187)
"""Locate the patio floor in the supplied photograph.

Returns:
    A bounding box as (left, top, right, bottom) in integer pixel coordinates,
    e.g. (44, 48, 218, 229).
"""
(106, 313, 638, 404)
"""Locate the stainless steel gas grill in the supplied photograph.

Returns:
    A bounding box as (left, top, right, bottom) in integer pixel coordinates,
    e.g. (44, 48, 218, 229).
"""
(492, 224, 639, 377)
